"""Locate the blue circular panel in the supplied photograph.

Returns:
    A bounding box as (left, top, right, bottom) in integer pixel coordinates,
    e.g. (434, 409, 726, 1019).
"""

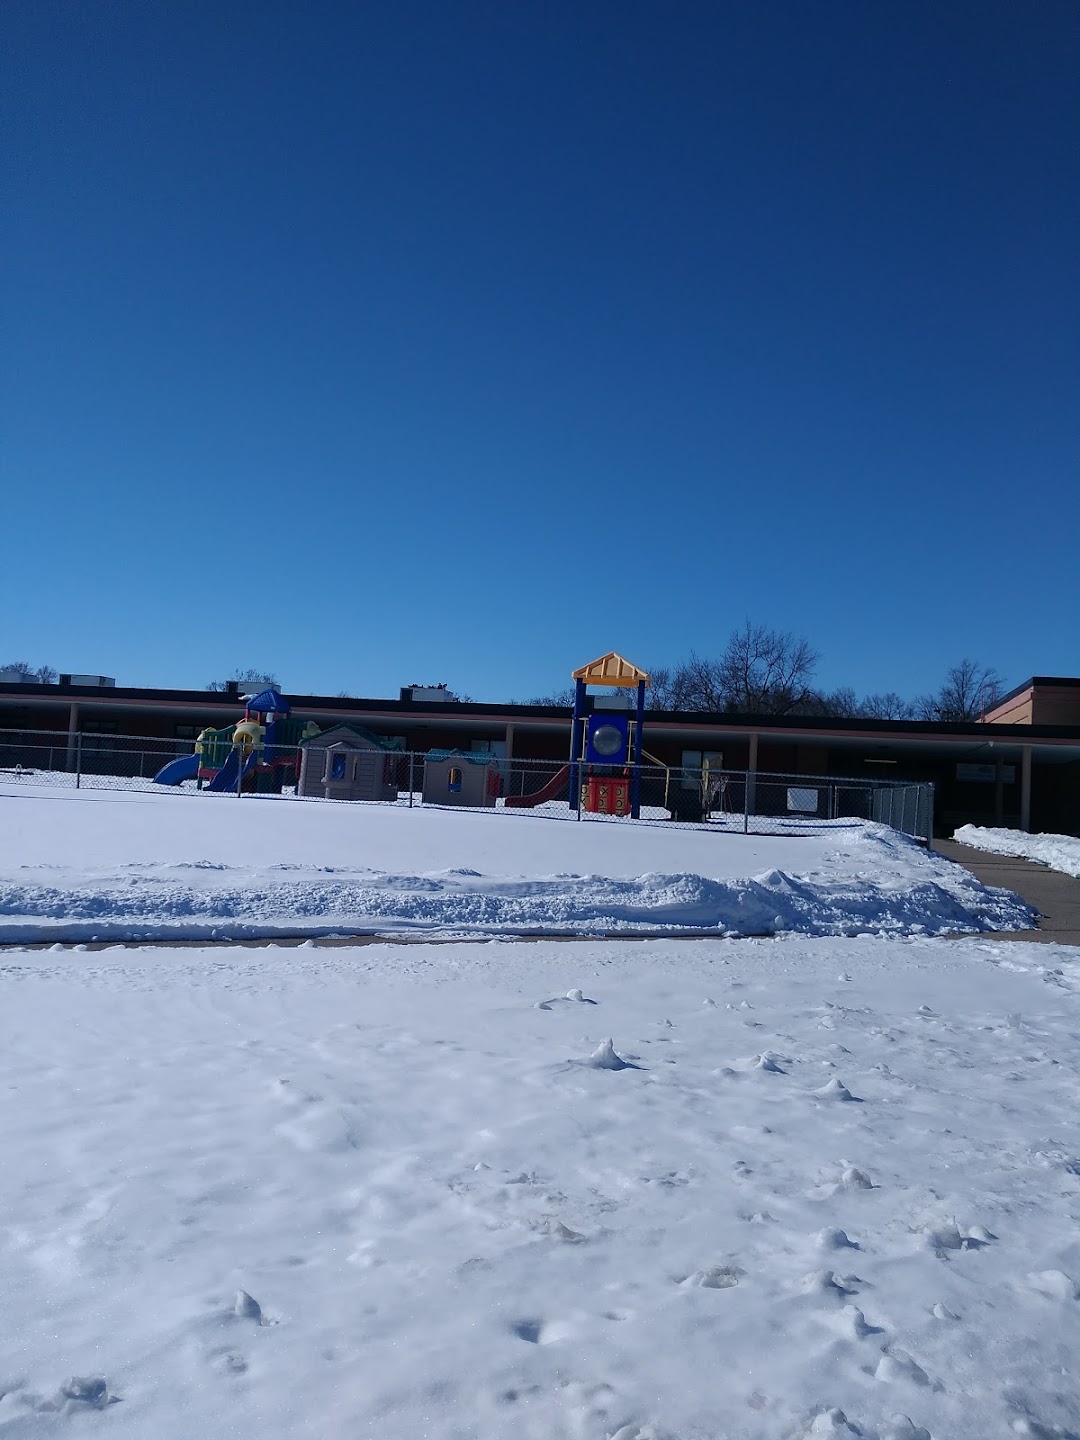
(591, 724, 624, 757)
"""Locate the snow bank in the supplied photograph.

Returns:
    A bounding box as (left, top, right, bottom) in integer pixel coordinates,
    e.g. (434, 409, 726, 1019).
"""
(955, 824, 1080, 879)
(0, 783, 1033, 941)
(1, 933, 1079, 1438)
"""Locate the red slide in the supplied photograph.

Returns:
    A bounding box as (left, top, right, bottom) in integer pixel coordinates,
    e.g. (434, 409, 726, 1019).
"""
(504, 763, 571, 808)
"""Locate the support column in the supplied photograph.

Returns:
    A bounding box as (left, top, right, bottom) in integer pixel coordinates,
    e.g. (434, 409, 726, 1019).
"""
(746, 732, 759, 830)
(630, 678, 646, 819)
(66, 702, 79, 772)
(568, 680, 586, 814)
(503, 723, 515, 760)
(1020, 745, 1032, 833)
(994, 758, 1004, 825)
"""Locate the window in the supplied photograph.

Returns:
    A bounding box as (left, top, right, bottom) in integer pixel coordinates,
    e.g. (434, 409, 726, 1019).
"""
(448, 766, 462, 793)
(680, 749, 723, 788)
(330, 753, 347, 780)
(175, 725, 198, 740)
(471, 740, 507, 758)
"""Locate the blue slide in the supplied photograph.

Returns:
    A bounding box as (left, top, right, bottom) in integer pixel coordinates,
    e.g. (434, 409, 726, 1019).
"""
(205, 748, 259, 793)
(153, 753, 200, 786)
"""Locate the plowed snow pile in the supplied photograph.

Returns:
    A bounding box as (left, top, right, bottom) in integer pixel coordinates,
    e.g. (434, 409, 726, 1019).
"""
(0, 783, 1033, 940)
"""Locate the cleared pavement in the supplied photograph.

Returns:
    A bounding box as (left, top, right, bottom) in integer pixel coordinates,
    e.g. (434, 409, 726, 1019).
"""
(933, 838, 1080, 947)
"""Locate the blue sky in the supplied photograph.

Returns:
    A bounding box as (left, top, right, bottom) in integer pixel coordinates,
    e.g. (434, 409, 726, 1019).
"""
(3, 1, 1077, 702)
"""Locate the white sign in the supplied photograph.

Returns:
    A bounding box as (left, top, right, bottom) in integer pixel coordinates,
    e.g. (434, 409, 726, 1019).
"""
(787, 787, 819, 813)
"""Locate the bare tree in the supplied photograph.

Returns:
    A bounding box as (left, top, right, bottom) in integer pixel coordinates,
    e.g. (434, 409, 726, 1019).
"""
(528, 686, 576, 707)
(917, 659, 1002, 722)
(795, 685, 862, 718)
(642, 664, 697, 711)
(1, 660, 56, 684)
(672, 653, 729, 712)
(859, 691, 917, 720)
(708, 623, 819, 715)
(207, 667, 280, 693)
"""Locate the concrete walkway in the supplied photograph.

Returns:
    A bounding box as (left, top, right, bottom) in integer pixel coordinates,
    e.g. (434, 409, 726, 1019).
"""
(933, 838, 1080, 946)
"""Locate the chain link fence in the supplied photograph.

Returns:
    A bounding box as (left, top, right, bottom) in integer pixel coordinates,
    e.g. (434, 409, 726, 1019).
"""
(0, 729, 933, 841)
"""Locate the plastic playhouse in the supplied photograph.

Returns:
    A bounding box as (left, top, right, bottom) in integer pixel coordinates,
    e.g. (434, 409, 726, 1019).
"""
(297, 724, 404, 801)
(422, 750, 501, 807)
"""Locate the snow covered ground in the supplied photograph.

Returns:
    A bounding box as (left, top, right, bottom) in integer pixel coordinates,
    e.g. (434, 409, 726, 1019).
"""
(0, 784, 1033, 942)
(955, 824, 1080, 880)
(3, 933, 1080, 1439)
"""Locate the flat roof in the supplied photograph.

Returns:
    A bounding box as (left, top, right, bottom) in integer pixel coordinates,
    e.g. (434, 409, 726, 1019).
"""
(989, 676, 1080, 708)
(3, 679, 1080, 746)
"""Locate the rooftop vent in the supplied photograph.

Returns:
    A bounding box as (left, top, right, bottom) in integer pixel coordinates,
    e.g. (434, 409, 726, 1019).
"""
(400, 684, 458, 703)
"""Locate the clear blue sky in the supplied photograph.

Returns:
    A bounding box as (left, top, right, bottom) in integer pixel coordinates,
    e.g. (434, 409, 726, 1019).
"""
(3, 1, 1077, 702)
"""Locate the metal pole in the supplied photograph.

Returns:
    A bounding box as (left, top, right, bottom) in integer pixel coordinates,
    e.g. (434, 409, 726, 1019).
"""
(75, 733, 81, 789)
(630, 678, 646, 819)
(409, 752, 415, 807)
(745, 733, 759, 834)
(236, 744, 243, 798)
(568, 679, 586, 815)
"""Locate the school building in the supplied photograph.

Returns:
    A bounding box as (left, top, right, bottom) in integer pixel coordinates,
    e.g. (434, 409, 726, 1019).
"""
(3, 673, 1080, 837)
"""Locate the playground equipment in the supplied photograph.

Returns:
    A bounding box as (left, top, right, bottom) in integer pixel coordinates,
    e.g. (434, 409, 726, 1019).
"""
(568, 652, 650, 819)
(503, 763, 571, 809)
(154, 689, 311, 793)
(422, 751, 501, 807)
(504, 653, 655, 818)
(297, 724, 403, 801)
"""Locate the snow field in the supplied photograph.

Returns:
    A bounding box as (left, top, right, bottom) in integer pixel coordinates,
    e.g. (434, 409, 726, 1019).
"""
(2, 935, 1080, 1438)
(955, 824, 1080, 880)
(0, 784, 1034, 941)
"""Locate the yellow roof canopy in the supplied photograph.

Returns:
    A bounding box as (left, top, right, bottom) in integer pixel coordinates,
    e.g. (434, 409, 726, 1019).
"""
(571, 652, 650, 688)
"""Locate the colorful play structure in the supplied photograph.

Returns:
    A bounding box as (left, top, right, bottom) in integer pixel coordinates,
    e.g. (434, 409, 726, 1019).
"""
(507, 652, 659, 819)
(154, 689, 313, 793)
(154, 655, 674, 820)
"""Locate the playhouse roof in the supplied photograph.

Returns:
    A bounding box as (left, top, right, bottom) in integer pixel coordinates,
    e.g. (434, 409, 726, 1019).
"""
(299, 723, 403, 751)
(571, 652, 650, 687)
(245, 688, 291, 715)
(425, 749, 497, 766)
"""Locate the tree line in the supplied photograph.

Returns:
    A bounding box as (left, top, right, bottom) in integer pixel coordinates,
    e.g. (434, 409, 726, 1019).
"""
(529, 624, 1004, 723)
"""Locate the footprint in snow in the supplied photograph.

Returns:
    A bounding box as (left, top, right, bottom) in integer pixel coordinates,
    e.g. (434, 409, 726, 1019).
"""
(882, 1418, 932, 1440)
(678, 1265, 744, 1289)
(798, 1269, 862, 1298)
(818, 1227, 859, 1251)
(535, 988, 597, 1010)
(584, 1039, 641, 1071)
(814, 1078, 863, 1102)
(876, 1348, 931, 1387)
(798, 1408, 861, 1438)
(838, 1305, 883, 1339)
(754, 1051, 788, 1073)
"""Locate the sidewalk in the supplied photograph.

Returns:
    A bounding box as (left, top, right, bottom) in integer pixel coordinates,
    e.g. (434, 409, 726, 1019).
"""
(933, 838, 1080, 946)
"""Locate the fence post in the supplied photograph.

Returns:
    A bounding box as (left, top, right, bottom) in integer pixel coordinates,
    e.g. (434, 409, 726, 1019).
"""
(236, 745, 243, 798)
(409, 752, 415, 807)
(75, 733, 82, 789)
